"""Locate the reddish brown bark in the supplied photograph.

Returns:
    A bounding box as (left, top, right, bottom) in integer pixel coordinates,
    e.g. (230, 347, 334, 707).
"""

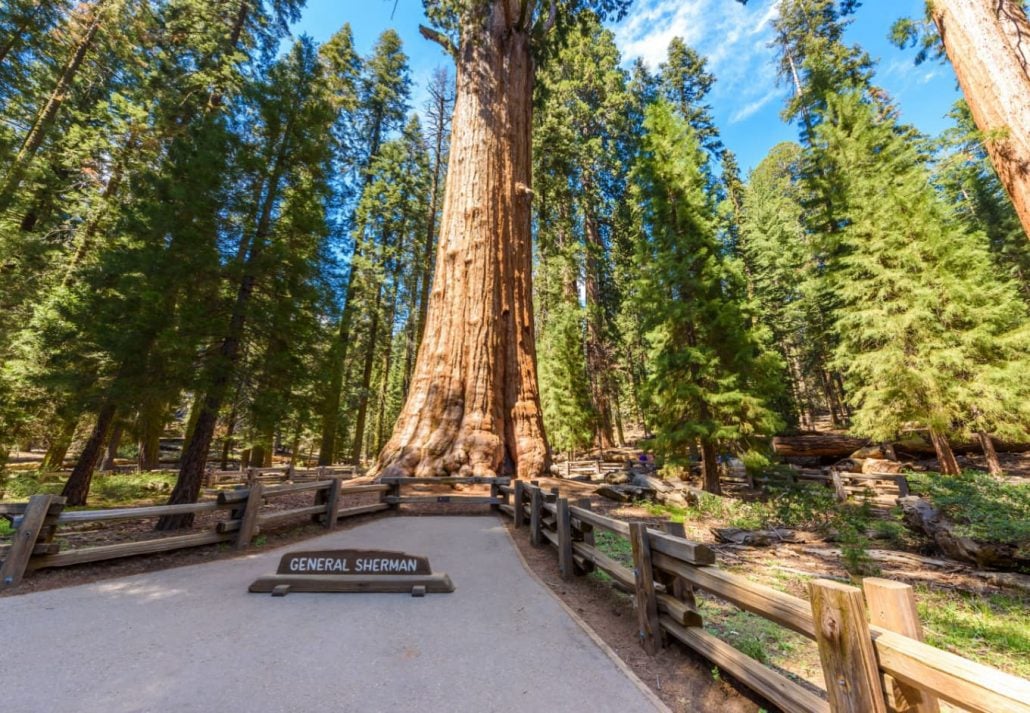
(932, 0, 1030, 238)
(61, 403, 116, 505)
(929, 427, 962, 476)
(372, 5, 549, 479)
(700, 439, 721, 495)
(977, 430, 1004, 475)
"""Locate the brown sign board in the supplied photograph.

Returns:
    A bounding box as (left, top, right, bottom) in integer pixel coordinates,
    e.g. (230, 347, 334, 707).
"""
(276, 550, 432, 576)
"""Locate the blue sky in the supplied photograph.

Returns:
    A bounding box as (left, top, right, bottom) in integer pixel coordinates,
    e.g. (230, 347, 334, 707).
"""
(292, 0, 961, 172)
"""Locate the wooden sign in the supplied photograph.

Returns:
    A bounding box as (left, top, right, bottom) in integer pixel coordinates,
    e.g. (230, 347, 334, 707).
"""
(276, 550, 431, 576)
(249, 548, 453, 597)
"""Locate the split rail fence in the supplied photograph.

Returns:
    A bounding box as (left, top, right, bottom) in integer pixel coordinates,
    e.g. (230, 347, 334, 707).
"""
(497, 480, 1030, 713)
(0, 476, 390, 590)
(0, 474, 510, 590)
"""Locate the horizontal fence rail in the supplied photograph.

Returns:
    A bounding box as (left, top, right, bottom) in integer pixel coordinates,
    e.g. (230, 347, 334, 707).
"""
(500, 481, 1030, 713)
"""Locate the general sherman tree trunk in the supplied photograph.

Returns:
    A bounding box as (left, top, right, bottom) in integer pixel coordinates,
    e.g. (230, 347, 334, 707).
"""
(931, 0, 1030, 238)
(372, 7, 549, 480)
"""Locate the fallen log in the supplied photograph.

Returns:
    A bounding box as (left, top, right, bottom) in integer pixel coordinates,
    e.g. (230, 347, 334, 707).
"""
(897, 496, 1029, 571)
(773, 433, 1030, 459)
(712, 528, 797, 547)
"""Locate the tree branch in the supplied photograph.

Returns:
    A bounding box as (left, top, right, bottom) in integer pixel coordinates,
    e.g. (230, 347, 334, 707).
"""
(542, 0, 556, 34)
(418, 24, 457, 58)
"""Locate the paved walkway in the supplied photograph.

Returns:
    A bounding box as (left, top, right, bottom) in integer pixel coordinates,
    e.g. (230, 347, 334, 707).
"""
(1, 516, 665, 713)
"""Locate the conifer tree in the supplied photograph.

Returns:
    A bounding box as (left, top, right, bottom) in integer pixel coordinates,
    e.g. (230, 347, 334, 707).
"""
(631, 101, 783, 493)
(811, 89, 1030, 474)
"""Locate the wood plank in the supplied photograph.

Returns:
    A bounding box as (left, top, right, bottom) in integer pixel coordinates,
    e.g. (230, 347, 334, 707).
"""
(498, 503, 515, 517)
(513, 481, 526, 528)
(870, 626, 1030, 713)
(661, 617, 830, 713)
(337, 484, 391, 495)
(539, 529, 589, 572)
(0, 542, 60, 558)
(378, 476, 510, 485)
(809, 579, 887, 713)
(335, 502, 391, 519)
(53, 501, 221, 524)
(248, 572, 455, 594)
(652, 552, 815, 639)
(568, 505, 714, 565)
(217, 488, 251, 505)
(557, 498, 574, 580)
(572, 541, 634, 589)
(262, 480, 333, 497)
(323, 479, 341, 529)
(257, 505, 327, 527)
(530, 486, 543, 546)
(630, 522, 661, 654)
(29, 531, 232, 570)
(862, 579, 939, 713)
(1, 494, 63, 589)
(236, 481, 264, 549)
(383, 496, 502, 505)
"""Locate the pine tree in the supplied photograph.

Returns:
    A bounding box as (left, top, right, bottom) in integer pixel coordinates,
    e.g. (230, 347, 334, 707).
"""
(631, 101, 783, 494)
(813, 89, 1030, 474)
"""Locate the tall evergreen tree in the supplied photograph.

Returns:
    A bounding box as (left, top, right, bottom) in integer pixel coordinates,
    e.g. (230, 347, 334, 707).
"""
(631, 101, 783, 493)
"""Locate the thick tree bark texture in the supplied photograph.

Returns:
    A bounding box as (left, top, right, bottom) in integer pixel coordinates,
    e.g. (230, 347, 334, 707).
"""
(932, 0, 1030, 238)
(977, 430, 1004, 475)
(929, 427, 962, 476)
(61, 403, 116, 505)
(372, 7, 549, 480)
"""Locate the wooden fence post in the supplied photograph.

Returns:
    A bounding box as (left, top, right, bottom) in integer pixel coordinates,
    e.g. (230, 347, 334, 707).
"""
(573, 498, 595, 574)
(529, 486, 543, 546)
(862, 579, 940, 713)
(629, 522, 661, 654)
(896, 475, 910, 498)
(809, 579, 888, 713)
(236, 482, 264, 549)
(489, 480, 500, 510)
(513, 480, 525, 528)
(661, 521, 698, 609)
(1, 494, 63, 589)
(323, 478, 341, 530)
(557, 498, 573, 580)
(595, 460, 602, 478)
(830, 470, 848, 502)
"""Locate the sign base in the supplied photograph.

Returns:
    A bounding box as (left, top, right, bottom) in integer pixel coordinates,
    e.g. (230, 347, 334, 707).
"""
(248, 572, 455, 596)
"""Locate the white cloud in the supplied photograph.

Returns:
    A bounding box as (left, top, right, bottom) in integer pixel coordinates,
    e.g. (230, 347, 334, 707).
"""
(612, 0, 786, 127)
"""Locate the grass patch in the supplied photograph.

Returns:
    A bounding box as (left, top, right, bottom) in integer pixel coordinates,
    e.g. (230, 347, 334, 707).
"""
(916, 586, 1030, 677)
(0, 470, 178, 508)
(698, 595, 812, 672)
(908, 470, 1030, 555)
(0, 517, 12, 537)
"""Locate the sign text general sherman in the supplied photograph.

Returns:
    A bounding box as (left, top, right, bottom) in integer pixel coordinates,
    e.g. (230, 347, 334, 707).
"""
(276, 549, 432, 576)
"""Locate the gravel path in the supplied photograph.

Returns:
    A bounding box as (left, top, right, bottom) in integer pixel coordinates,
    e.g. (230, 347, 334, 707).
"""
(1, 515, 665, 713)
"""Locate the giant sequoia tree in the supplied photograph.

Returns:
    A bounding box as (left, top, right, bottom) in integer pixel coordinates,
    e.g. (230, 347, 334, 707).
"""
(372, 0, 629, 479)
(893, 0, 1030, 239)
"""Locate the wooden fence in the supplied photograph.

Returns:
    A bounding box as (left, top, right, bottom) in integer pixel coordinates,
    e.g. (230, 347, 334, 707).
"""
(498, 481, 1030, 713)
(0, 477, 390, 590)
(203, 464, 361, 487)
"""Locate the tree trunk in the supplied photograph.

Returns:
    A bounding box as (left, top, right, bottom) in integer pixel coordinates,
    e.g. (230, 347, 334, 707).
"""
(931, 0, 1030, 239)
(929, 427, 962, 476)
(219, 401, 239, 471)
(101, 421, 123, 471)
(136, 399, 164, 471)
(372, 6, 549, 479)
(583, 211, 615, 449)
(700, 439, 721, 495)
(61, 403, 116, 505)
(158, 127, 289, 528)
(0, 1, 104, 211)
(41, 417, 76, 471)
(350, 282, 384, 465)
(977, 430, 1004, 475)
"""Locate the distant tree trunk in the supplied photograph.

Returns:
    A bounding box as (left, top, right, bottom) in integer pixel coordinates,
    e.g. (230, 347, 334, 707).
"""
(240, 448, 251, 470)
(41, 417, 76, 471)
(61, 403, 116, 505)
(350, 283, 384, 465)
(929, 427, 962, 476)
(136, 400, 164, 471)
(0, 1, 104, 211)
(931, 0, 1030, 238)
(583, 211, 615, 450)
(977, 430, 1004, 475)
(101, 421, 123, 471)
(219, 401, 239, 471)
(158, 131, 289, 529)
(250, 443, 265, 469)
(700, 439, 721, 495)
(373, 6, 549, 479)
(317, 265, 358, 465)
